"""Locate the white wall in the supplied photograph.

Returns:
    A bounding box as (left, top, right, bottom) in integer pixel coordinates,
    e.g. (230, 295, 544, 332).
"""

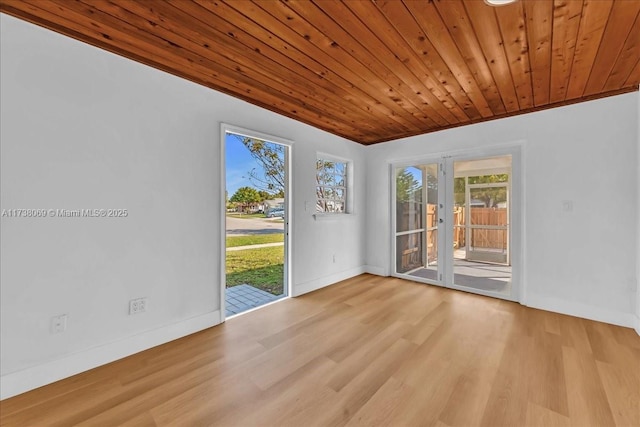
(0, 15, 366, 399)
(637, 91, 640, 334)
(366, 92, 639, 328)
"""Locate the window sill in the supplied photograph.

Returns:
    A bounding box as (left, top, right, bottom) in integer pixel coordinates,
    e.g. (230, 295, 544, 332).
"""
(313, 213, 357, 221)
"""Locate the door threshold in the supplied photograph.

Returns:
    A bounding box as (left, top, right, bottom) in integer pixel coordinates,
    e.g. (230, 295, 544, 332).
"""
(225, 295, 289, 321)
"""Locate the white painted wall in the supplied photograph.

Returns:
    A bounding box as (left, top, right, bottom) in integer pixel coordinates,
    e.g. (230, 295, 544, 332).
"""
(637, 91, 640, 334)
(0, 15, 366, 398)
(366, 92, 639, 328)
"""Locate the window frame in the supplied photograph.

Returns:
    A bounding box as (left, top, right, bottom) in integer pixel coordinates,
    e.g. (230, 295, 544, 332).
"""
(315, 153, 353, 215)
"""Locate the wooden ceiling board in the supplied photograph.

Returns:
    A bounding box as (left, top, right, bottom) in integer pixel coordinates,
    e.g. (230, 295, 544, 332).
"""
(604, 6, 640, 90)
(184, 0, 412, 136)
(375, 0, 491, 120)
(565, 0, 614, 99)
(342, 0, 473, 123)
(524, 0, 554, 106)
(625, 57, 640, 87)
(1, 0, 638, 145)
(79, 0, 375, 138)
(249, 0, 441, 130)
(13, 0, 371, 140)
(550, 0, 583, 103)
(584, 0, 640, 95)
(463, 0, 521, 113)
(168, 1, 390, 139)
(234, 0, 433, 132)
(288, 0, 455, 126)
(365, 0, 482, 122)
(433, 0, 508, 116)
(400, 0, 494, 118)
(494, 0, 535, 109)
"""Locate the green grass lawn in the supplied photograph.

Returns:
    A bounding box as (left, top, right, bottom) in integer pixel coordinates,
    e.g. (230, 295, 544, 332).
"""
(226, 233, 284, 248)
(226, 245, 284, 295)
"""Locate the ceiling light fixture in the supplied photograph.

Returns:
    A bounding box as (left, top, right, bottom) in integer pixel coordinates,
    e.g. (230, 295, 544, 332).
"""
(484, 0, 518, 6)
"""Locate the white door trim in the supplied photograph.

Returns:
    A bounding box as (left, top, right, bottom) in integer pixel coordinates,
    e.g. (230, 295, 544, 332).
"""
(219, 123, 294, 322)
(390, 157, 445, 287)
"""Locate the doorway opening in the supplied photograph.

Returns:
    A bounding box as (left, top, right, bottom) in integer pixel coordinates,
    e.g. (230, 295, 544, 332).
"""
(222, 125, 291, 319)
(449, 156, 512, 295)
(392, 149, 520, 301)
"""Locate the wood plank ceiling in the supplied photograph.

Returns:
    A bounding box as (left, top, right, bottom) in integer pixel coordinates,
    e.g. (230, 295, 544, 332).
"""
(1, 0, 639, 145)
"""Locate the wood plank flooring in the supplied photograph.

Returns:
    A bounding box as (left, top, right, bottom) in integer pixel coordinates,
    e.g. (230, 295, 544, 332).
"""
(1, 274, 639, 426)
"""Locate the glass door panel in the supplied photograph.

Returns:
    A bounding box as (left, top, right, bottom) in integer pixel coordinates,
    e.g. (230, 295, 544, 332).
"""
(394, 164, 441, 284)
(396, 233, 424, 274)
(468, 186, 508, 264)
(452, 156, 512, 297)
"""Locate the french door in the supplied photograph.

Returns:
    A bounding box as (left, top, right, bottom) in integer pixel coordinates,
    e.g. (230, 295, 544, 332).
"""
(391, 148, 520, 301)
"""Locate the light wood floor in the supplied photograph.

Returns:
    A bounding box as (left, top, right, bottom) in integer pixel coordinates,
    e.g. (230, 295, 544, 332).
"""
(2, 274, 639, 426)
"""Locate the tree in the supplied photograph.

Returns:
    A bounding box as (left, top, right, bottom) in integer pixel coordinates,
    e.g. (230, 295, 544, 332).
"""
(455, 174, 508, 207)
(232, 134, 285, 194)
(230, 187, 261, 212)
(396, 168, 422, 202)
(230, 186, 261, 204)
(316, 160, 333, 212)
(316, 160, 349, 212)
(454, 177, 466, 206)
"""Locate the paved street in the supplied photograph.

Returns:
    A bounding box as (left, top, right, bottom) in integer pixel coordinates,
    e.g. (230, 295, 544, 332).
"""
(225, 215, 284, 235)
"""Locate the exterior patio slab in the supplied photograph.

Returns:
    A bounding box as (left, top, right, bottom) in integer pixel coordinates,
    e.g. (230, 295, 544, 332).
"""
(225, 284, 284, 317)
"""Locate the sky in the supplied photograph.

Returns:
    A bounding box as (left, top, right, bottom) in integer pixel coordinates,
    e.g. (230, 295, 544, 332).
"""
(225, 133, 266, 197)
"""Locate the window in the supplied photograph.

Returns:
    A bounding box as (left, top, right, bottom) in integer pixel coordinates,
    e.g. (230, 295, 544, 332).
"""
(316, 157, 349, 213)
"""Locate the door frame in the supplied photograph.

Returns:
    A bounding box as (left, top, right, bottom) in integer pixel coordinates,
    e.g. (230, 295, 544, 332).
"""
(444, 146, 522, 302)
(219, 123, 293, 321)
(390, 144, 523, 303)
(390, 157, 446, 288)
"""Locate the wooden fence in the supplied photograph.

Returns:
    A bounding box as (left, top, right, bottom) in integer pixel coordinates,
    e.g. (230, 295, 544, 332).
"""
(454, 207, 507, 249)
(397, 202, 507, 273)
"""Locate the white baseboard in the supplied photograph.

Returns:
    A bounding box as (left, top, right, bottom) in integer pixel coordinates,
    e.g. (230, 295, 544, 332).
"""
(526, 294, 636, 329)
(0, 310, 221, 400)
(364, 265, 387, 276)
(294, 266, 366, 297)
(635, 314, 640, 336)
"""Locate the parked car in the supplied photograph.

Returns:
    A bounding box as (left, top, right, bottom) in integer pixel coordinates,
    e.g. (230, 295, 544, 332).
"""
(267, 209, 284, 218)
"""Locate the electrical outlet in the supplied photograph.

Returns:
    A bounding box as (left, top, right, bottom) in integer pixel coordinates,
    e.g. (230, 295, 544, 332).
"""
(562, 200, 574, 213)
(51, 314, 67, 334)
(129, 297, 147, 315)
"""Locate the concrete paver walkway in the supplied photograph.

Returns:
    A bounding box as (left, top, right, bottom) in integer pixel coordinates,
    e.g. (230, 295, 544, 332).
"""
(225, 284, 284, 317)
